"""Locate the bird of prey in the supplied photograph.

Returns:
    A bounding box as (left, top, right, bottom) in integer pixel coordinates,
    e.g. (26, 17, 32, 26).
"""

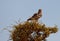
(27, 9, 42, 22)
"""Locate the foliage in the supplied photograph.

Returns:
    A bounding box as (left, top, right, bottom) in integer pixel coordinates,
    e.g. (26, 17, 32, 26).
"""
(10, 21, 58, 41)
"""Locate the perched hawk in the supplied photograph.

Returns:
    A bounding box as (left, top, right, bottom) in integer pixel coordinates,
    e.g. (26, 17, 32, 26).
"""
(27, 9, 42, 22)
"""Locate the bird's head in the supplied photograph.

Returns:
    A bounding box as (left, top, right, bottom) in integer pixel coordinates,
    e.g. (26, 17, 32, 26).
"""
(38, 9, 42, 14)
(37, 9, 42, 17)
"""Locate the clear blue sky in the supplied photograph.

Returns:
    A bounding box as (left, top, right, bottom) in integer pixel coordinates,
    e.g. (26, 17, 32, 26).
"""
(0, 0, 60, 41)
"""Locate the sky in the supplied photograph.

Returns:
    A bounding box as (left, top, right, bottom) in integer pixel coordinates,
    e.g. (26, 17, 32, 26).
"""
(0, 0, 60, 41)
